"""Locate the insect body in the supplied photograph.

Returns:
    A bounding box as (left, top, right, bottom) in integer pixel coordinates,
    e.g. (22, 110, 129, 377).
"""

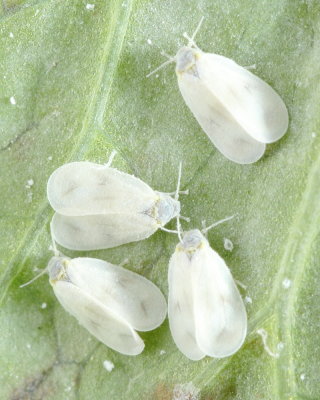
(47, 160, 181, 250)
(44, 255, 167, 355)
(148, 18, 289, 164)
(168, 229, 247, 360)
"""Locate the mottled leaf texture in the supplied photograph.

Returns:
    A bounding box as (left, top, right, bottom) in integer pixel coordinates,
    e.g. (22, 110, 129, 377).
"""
(0, 0, 319, 399)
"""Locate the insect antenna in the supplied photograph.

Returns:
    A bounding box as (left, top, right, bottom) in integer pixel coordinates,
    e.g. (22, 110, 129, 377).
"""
(147, 17, 205, 78)
(105, 150, 117, 167)
(159, 162, 186, 241)
(20, 220, 61, 288)
(19, 268, 48, 288)
(201, 219, 208, 238)
(176, 217, 183, 243)
(160, 226, 179, 234)
(174, 162, 182, 201)
(174, 162, 184, 242)
(202, 215, 235, 234)
(146, 54, 176, 78)
(183, 16, 204, 49)
(161, 50, 174, 60)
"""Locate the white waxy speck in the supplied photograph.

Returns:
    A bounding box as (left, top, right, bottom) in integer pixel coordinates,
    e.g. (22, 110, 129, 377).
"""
(300, 373, 306, 381)
(257, 329, 280, 358)
(147, 39, 152, 45)
(48, 156, 53, 161)
(160, 349, 166, 355)
(9, 32, 14, 38)
(10, 96, 16, 105)
(277, 342, 284, 351)
(223, 237, 233, 251)
(26, 179, 34, 188)
(86, 3, 95, 10)
(41, 302, 47, 309)
(103, 360, 114, 372)
(282, 278, 291, 289)
(244, 296, 252, 304)
(311, 132, 316, 138)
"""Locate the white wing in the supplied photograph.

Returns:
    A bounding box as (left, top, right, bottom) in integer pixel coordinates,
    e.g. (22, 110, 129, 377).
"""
(196, 52, 289, 144)
(178, 70, 265, 164)
(47, 162, 156, 216)
(51, 212, 158, 250)
(168, 250, 205, 361)
(52, 281, 144, 356)
(66, 257, 167, 331)
(191, 244, 247, 358)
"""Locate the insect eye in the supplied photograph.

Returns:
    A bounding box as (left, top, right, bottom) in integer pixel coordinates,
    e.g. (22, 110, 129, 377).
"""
(181, 230, 202, 248)
(176, 47, 196, 73)
(48, 257, 68, 282)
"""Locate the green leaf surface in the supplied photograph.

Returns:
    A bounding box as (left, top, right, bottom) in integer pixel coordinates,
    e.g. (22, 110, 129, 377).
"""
(1, 0, 320, 399)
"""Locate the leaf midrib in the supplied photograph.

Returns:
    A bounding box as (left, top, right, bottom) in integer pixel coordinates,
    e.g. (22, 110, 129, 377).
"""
(273, 148, 320, 399)
(0, 0, 134, 304)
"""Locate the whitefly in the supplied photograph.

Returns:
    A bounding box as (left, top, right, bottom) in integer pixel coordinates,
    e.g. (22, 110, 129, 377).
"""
(47, 152, 187, 250)
(148, 17, 289, 164)
(167, 216, 247, 360)
(20, 235, 167, 356)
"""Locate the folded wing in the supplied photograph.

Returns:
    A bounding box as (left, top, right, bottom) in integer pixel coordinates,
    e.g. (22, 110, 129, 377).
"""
(178, 71, 266, 164)
(192, 246, 247, 358)
(51, 212, 158, 250)
(67, 257, 167, 331)
(53, 281, 144, 355)
(198, 53, 289, 144)
(168, 251, 205, 361)
(47, 162, 156, 216)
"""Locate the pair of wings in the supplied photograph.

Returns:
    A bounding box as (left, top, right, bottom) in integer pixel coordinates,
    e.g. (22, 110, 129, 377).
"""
(47, 162, 160, 250)
(52, 257, 167, 355)
(168, 243, 247, 360)
(177, 51, 288, 164)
